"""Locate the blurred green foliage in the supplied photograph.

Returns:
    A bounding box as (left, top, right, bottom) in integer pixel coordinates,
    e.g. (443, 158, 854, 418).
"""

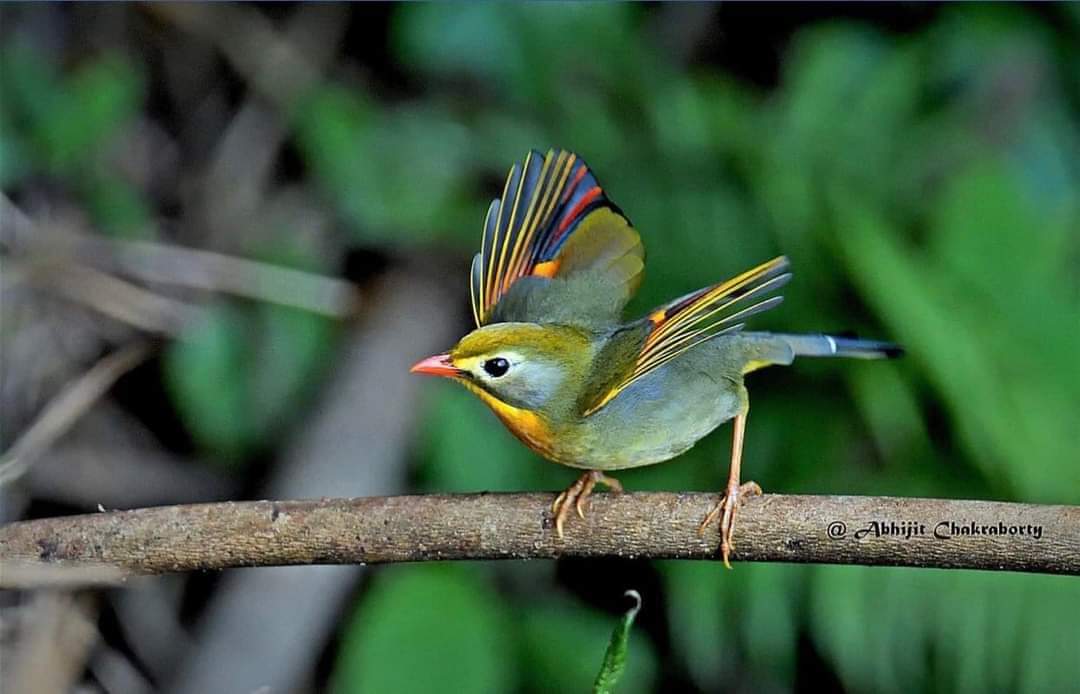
(331, 565, 655, 694)
(163, 299, 335, 464)
(5, 3, 1078, 692)
(333, 565, 517, 693)
(1, 40, 149, 236)
(162, 238, 338, 465)
(320, 4, 1077, 692)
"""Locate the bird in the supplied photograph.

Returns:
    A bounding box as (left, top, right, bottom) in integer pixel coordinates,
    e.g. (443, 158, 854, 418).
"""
(411, 149, 901, 567)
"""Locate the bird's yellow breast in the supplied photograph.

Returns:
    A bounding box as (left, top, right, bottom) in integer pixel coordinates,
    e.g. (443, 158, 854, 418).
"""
(463, 381, 557, 458)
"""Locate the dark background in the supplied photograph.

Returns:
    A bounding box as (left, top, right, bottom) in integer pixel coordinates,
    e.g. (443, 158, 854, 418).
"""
(2, 3, 1078, 693)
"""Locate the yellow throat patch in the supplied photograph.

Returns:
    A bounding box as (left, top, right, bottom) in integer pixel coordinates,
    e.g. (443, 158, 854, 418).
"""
(460, 380, 554, 457)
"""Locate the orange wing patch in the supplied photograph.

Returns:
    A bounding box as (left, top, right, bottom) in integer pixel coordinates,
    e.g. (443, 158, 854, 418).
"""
(532, 259, 561, 278)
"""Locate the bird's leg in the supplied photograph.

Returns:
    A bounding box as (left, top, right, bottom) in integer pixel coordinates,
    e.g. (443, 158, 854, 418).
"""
(551, 470, 624, 539)
(699, 410, 761, 568)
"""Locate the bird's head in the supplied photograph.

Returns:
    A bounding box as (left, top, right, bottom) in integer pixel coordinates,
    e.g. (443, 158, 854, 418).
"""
(411, 323, 592, 415)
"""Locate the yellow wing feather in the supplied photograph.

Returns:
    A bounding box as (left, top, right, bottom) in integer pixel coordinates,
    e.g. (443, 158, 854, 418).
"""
(584, 256, 791, 415)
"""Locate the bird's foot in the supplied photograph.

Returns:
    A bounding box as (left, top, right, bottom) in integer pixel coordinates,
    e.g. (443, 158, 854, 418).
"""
(699, 480, 762, 569)
(551, 471, 624, 539)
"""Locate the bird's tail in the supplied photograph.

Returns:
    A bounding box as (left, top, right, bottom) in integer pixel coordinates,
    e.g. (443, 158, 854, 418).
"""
(778, 333, 904, 360)
(739, 332, 902, 373)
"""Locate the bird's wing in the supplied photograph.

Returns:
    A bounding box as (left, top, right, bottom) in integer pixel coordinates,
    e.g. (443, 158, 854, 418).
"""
(471, 149, 644, 327)
(583, 256, 792, 415)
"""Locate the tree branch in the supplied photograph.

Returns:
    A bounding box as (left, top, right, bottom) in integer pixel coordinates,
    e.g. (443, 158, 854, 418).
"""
(1, 494, 1076, 586)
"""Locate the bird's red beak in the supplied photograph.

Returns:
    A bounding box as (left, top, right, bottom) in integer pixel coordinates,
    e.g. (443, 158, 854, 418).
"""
(410, 353, 460, 378)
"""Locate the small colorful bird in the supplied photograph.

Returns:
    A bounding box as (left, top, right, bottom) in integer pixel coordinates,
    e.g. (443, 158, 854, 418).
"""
(412, 149, 900, 567)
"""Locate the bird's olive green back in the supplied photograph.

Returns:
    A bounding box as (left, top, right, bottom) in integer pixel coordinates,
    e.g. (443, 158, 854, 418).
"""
(576, 322, 652, 414)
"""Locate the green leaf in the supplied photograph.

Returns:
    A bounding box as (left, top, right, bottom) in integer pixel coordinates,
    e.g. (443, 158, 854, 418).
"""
(0, 40, 64, 139)
(1014, 575, 1080, 693)
(741, 563, 802, 686)
(292, 86, 475, 242)
(592, 590, 642, 694)
(394, 4, 523, 96)
(247, 302, 334, 436)
(810, 566, 934, 694)
(844, 363, 950, 496)
(0, 124, 33, 187)
(163, 303, 252, 464)
(333, 565, 516, 694)
(520, 597, 657, 694)
(81, 173, 152, 239)
(39, 54, 143, 174)
(831, 178, 1080, 501)
(394, 4, 644, 109)
(163, 285, 335, 465)
(810, 567, 1080, 694)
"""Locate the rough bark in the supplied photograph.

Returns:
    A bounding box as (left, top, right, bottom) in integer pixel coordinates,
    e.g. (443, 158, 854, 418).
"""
(2, 493, 1076, 586)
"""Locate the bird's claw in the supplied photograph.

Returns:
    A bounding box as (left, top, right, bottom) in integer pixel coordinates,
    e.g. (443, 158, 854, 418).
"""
(699, 480, 762, 569)
(551, 471, 623, 539)
(551, 490, 567, 515)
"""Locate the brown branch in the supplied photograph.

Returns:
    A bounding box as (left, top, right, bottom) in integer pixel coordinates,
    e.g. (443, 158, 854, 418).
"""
(2, 494, 1076, 586)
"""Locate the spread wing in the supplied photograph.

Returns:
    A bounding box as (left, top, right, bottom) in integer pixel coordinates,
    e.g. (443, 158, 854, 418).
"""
(584, 256, 792, 415)
(470, 149, 644, 328)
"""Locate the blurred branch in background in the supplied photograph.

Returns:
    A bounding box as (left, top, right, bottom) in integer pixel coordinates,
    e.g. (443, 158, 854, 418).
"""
(163, 269, 460, 694)
(0, 341, 151, 486)
(2, 592, 100, 694)
(2, 194, 360, 319)
(3, 493, 1077, 583)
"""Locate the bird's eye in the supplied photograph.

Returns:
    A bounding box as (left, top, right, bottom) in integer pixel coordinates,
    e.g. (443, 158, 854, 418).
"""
(483, 357, 510, 378)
